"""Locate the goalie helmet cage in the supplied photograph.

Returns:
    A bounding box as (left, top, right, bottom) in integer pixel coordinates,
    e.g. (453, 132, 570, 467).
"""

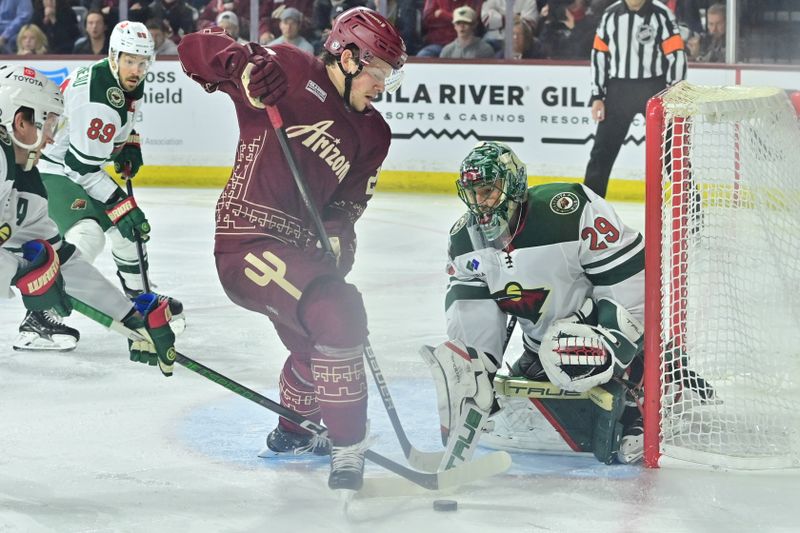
(643, 81, 800, 470)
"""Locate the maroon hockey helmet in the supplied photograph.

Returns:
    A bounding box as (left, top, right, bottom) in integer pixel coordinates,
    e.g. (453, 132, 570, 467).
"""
(324, 7, 407, 71)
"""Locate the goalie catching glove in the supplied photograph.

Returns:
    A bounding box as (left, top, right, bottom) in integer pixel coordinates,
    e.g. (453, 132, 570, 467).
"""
(122, 293, 177, 377)
(539, 298, 643, 392)
(12, 240, 72, 317)
(420, 340, 499, 470)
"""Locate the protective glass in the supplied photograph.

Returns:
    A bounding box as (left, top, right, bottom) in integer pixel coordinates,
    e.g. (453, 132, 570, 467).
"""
(41, 113, 59, 142)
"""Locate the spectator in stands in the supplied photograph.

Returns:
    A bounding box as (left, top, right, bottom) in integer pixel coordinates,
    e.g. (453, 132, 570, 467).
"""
(418, 0, 480, 57)
(512, 17, 544, 58)
(147, 16, 179, 54)
(259, 0, 314, 46)
(16, 23, 48, 55)
(131, 0, 197, 43)
(481, 0, 538, 54)
(32, 0, 81, 54)
(367, 0, 422, 55)
(687, 2, 725, 63)
(310, 0, 364, 52)
(197, 0, 249, 36)
(215, 10, 247, 43)
(85, 0, 120, 29)
(0, 0, 34, 54)
(268, 7, 315, 53)
(664, 0, 703, 35)
(440, 5, 494, 58)
(72, 9, 109, 55)
(538, 0, 595, 59)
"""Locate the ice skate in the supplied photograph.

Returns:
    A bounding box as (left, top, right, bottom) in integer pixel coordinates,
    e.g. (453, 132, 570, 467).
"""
(617, 418, 643, 464)
(328, 435, 371, 492)
(118, 272, 186, 334)
(259, 425, 330, 457)
(13, 310, 80, 352)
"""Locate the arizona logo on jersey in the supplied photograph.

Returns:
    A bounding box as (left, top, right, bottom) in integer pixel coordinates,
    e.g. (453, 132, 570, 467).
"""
(492, 282, 550, 322)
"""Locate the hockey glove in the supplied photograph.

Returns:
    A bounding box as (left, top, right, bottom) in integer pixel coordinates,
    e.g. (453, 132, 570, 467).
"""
(241, 51, 287, 108)
(105, 189, 150, 243)
(539, 298, 643, 392)
(122, 293, 176, 377)
(12, 240, 72, 317)
(113, 131, 143, 178)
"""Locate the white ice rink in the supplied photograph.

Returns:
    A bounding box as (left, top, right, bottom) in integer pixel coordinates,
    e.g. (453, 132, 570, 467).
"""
(1, 188, 797, 533)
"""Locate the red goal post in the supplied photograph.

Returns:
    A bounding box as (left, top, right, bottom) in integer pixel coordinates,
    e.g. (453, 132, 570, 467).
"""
(643, 81, 800, 469)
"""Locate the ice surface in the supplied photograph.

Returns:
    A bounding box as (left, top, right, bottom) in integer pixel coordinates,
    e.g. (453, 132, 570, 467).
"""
(1, 189, 797, 533)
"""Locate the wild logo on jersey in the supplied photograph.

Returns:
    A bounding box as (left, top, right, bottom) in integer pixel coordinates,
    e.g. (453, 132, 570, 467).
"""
(0, 223, 11, 245)
(492, 282, 550, 323)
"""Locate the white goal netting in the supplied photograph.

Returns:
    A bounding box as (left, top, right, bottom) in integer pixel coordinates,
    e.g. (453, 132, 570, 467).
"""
(646, 82, 800, 469)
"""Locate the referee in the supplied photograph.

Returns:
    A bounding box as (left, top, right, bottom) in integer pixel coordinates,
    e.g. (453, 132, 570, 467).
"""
(584, 0, 687, 197)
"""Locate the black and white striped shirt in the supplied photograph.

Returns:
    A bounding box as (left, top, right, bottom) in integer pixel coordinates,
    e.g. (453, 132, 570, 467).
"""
(590, 0, 687, 101)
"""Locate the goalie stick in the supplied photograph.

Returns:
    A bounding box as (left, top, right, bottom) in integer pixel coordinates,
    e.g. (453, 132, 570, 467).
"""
(67, 296, 512, 491)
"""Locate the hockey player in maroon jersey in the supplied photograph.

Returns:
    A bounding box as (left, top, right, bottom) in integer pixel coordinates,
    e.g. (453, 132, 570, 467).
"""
(177, 7, 406, 492)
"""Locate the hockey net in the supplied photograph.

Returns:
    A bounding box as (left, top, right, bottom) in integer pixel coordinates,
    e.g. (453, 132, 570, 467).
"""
(644, 81, 800, 469)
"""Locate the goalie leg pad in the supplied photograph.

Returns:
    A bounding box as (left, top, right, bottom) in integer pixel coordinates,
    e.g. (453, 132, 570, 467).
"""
(591, 379, 627, 464)
(420, 341, 498, 445)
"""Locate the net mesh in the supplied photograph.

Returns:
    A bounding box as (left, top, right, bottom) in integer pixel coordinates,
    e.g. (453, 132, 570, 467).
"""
(655, 82, 800, 469)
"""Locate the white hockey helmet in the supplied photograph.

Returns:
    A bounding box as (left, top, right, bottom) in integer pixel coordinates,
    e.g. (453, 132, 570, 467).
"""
(0, 65, 64, 153)
(108, 20, 155, 87)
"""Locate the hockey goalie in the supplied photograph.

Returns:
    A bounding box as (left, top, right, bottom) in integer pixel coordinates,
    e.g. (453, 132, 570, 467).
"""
(421, 141, 648, 468)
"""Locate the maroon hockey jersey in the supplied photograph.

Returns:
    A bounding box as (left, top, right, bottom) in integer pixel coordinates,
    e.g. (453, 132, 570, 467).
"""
(177, 30, 391, 252)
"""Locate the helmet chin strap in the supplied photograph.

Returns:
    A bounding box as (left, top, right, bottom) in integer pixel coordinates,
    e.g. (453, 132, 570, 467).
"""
(337, 59, 363, 112)
(9, 129, 43, 171)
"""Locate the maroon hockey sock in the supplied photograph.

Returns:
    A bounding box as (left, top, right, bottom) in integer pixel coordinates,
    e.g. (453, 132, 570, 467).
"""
(278, 356, 321, 434)
(311, 353, 368, 446)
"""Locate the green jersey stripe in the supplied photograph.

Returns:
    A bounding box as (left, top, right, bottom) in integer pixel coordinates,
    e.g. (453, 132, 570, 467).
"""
(445, 282, 492, 311)
(68, 143, 107, 163)
(582, 234, 644, 270)
(65, 150, 102, 175)
(585, 248, 644, 286)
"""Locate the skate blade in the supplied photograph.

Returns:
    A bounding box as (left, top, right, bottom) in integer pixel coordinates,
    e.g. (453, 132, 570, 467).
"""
(339, 488, 357, 515)
(13, 333, 77, 352)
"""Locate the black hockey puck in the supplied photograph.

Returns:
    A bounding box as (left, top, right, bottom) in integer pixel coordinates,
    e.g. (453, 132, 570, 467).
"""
(433, 499, 458, 512)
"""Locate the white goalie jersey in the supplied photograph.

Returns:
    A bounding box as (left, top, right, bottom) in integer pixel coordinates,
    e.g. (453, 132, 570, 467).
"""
(445, 183, 644, 361)
(38, 59, 142, 203)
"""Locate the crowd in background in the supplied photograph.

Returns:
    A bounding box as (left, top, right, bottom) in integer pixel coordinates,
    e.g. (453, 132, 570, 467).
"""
(0, 0, 752, 63)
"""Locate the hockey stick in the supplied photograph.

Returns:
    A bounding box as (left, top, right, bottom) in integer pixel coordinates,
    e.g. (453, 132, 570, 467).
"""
(123, 163, 151, 293)
(264, 105, 442, 471)
(67, 296, 512, 491)
(503, 316, 517, 352)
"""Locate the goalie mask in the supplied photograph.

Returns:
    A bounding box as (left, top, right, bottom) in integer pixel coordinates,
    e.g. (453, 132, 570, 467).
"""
(0, 65, 64, 170)
(457, 141, 527, 250)
(108, 21, 155, 90)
